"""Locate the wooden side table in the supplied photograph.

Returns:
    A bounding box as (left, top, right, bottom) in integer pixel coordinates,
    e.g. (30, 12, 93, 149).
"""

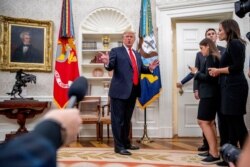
(0, 100, 50, 141)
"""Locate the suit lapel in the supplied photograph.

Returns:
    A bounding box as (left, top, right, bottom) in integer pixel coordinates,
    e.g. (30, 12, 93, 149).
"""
(134, 51, 141, 68)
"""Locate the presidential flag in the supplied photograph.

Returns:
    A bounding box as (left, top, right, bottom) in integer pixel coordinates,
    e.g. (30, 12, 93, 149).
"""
(138, 0, 162, 109)
(53, 0, 79, 108)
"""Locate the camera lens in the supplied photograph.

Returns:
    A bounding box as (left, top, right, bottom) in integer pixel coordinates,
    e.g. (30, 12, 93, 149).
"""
(246, 32, 250, 41)
(220, 143, 241, 164)
(235, 0, 250, 18)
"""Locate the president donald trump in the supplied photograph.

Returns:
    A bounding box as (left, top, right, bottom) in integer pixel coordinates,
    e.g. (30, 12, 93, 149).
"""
(100, 30, 159, 155)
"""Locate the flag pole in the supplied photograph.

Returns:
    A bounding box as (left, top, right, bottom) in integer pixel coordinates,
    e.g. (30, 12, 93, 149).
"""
(53, 0, 80, 108)
(138, 107, 153, 143)
(137, 0, 161, 143)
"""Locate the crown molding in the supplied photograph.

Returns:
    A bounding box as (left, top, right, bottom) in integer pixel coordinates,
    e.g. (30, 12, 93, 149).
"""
(156, 0, 236, 11)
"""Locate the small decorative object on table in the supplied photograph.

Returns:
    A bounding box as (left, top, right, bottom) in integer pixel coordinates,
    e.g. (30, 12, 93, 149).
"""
(102, 35, 110, 50)
(6, 69, 36, 99)
(90, 52, 103, 63)
(92, 68, 104, 77)
(102, 81, 110, 96)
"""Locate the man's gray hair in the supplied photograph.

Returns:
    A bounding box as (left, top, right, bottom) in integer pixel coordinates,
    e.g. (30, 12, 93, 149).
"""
(20, 31, 31, 39)
(123, 29, 135, 36)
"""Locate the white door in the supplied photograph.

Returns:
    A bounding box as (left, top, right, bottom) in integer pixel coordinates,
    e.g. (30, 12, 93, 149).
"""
(176, 22, 221, 136)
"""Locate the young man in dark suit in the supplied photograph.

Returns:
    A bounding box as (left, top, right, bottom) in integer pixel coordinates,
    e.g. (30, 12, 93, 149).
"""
(100, 30, 159, 155)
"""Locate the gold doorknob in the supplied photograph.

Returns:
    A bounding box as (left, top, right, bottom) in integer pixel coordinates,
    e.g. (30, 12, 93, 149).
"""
(178, 88, 184, 96)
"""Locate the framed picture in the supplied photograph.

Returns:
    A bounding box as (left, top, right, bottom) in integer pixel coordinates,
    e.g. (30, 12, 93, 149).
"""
(0, 15, 53, 72)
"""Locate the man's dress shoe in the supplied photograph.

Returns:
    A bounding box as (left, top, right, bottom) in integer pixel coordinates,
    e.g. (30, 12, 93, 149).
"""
(126, 144, 140, 150)
(115, 148, 132, 155)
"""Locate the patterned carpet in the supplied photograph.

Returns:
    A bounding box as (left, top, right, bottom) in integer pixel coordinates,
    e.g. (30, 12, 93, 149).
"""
(57, 148, 218, 167)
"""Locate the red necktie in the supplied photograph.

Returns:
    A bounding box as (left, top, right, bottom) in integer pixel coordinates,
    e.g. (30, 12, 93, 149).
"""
(128, 48, 139, 85)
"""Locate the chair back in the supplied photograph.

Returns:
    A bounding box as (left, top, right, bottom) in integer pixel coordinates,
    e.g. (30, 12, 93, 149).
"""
(78, 96, 101, 123)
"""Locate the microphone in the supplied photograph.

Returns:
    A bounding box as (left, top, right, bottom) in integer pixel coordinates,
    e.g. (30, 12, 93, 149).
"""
(66, 76, 88, 108)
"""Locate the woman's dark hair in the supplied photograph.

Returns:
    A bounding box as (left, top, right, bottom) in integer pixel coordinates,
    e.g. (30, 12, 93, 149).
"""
(199, 38, 220, 59)
(220, 19, 246, 45)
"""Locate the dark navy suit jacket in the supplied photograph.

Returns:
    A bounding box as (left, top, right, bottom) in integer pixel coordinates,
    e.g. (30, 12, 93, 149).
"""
(105, 46, 151, 99)
(194, 55, 219, 98)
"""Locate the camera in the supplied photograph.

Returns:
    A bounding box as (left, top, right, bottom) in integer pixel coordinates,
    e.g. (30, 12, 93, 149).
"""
(220, 143, 241, 165)
(235, 0, 250, 18)
(246, 32, 250, 41)
(235, 0, 250, 41)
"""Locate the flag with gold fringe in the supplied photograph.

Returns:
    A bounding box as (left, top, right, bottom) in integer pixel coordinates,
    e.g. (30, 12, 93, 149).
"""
(53, 0, 79, 108)
(138, 0, 162, 109)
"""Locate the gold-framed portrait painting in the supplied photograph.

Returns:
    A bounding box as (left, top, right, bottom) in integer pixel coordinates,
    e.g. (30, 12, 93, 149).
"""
(0, 15, 53, 72)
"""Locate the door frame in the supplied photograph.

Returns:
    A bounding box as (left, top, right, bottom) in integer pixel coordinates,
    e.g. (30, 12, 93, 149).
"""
(156, 0, 237, 138)
(176, 22, 223, 136)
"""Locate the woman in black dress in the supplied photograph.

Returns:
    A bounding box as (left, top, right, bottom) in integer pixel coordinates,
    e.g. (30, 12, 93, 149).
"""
(189, 38, 220, 164)
(209, 19, 248, 148)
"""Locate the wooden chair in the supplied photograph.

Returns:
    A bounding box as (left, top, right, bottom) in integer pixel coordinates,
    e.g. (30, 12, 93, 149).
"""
(99, 102, 111, 142)
(99, 98, 132, 142)
(78, 96, 101, 141)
